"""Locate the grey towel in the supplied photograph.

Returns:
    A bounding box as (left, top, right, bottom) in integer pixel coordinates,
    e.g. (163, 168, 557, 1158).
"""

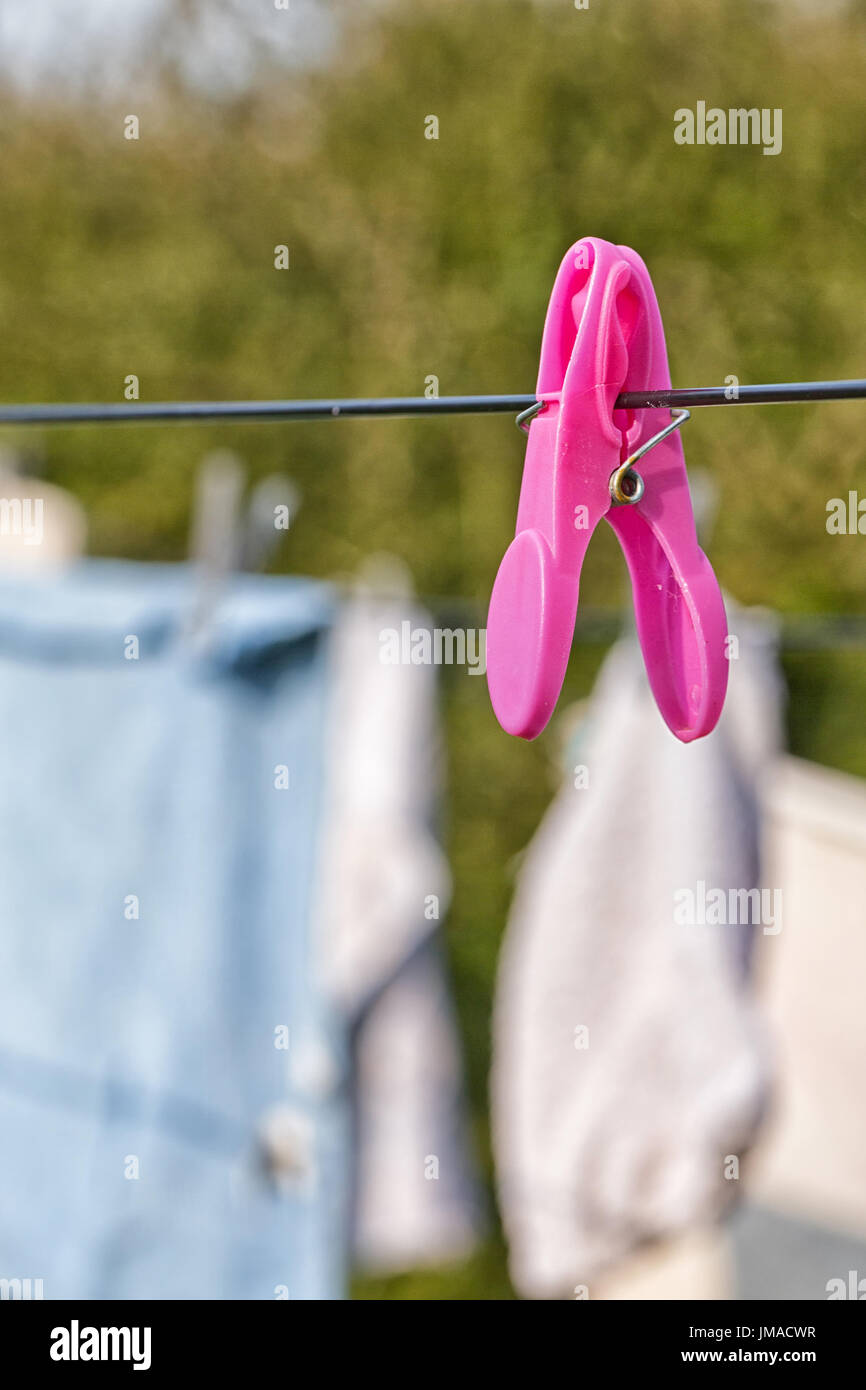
(492, 606, 784, 1298)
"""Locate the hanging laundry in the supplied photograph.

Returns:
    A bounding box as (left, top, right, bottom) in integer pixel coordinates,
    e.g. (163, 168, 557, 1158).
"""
(491, 605, 784, 1299)
(309, 569, 481, 1271)
(0, 558, 477, 1299)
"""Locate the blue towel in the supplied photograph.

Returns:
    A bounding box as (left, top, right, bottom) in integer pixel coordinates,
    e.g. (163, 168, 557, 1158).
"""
(0, 559, 350, 1299)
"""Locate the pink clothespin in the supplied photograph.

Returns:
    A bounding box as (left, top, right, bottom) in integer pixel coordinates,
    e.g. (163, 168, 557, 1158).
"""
(487, 237, 728, 743)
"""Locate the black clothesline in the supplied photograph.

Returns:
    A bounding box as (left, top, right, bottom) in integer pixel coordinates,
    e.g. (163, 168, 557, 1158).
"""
(1, 379, 866, 426)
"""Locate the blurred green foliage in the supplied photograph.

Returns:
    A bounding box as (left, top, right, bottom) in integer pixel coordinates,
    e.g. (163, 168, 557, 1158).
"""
(3, 0, 866, 1297)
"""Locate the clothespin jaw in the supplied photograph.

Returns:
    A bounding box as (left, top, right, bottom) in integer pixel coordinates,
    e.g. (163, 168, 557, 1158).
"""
(486, 237, 729, 743)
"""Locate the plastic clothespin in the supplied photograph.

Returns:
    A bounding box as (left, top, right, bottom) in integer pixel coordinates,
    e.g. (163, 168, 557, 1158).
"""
(486, 236, 728, 743)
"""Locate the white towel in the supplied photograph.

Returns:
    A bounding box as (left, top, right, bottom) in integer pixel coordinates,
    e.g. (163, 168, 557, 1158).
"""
(492, 607, 783, 1298)
(313, 580, 480, 1270)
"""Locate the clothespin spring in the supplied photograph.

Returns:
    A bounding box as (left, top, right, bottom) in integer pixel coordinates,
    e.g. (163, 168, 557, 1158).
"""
(608, 409, 691, 506)
(516, 400, 691, 507)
